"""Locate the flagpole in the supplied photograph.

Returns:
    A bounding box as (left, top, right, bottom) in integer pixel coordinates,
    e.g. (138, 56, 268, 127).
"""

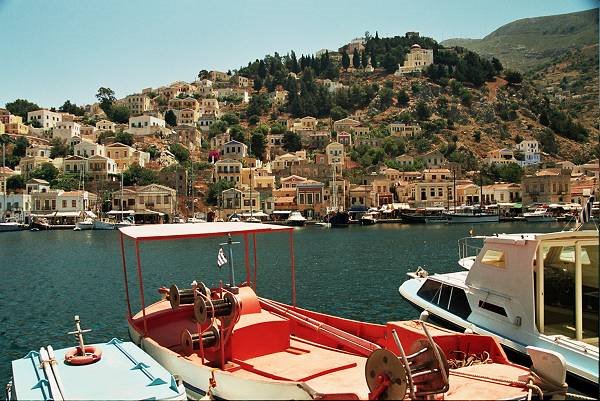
(227, 234, 235, 286)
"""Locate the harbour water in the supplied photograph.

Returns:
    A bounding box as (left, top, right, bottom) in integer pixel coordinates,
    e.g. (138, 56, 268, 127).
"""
(0, 222, 568, 385)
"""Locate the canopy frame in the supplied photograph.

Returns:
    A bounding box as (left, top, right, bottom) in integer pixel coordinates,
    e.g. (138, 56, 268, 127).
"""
(119, 223, 295, 336)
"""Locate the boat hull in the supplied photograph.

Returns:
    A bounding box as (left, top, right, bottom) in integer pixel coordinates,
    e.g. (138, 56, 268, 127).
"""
(328, 211, 349, 227)
(75, 222, 94, 231)
(0, 223, 24, 232)
(524, 216, 557, 222)
(445, 214, 499, 224)
(285, 220, 306, 227)
(128, 326, 317, 400)
(93, 220, 116, 230)
(400, 212, 426, 224)
(399, 278, 599, 388)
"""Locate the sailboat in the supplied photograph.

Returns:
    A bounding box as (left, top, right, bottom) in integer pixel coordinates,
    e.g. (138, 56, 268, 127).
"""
(327, 159, 349, 227)
(74, 169, 94, 230)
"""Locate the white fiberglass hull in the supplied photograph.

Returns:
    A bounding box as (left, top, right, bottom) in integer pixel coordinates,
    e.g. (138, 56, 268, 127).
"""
(128, 325, 316, 400)
(0, 223, 23, 232)
(75, 222, 94, 230)
(93, 220, 116, 230)
(399, 278, 599, 385)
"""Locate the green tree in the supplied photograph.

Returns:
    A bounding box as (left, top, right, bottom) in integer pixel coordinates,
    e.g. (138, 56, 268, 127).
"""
(378, 87, 394, 110)
(122, 164, 158, 186)
(51, 173, 83, 191)
(30, 162, 59, 181)
(208, 120, 228, 138)
(247, 93, 271, 116)
(250, 130, 266, 159)
(491, 57, 503, 73)
(396, 90, 409, 106)
(473, 131, 481, 142)
(361, 51, 369, 68)
(221, 113, 240, 126)
(109, 105, 130, 124)
(12, 136, 28, 157)
(50, 138, 70, 158)
(269, 122, 286, 135)
(504, 70, 522, 85)
(169, 143, 190, 163)
(207, 179, 235, 205)
(330, 106, 348, 121)
(382, 53, 397, 74)
(58, 100, 85, 116)
(248, 115, 260, 126)
(115, 131, 134, 146)
(5, 99, 40, 119)
(165, 110, 177, 126)
(282, 131, 302, 152)
(536, 129, 559, 154)
(341, 51, 350, 71)
(352, 48, 361, 69)
(229, 125, 246, 143)
(415, 101, 431, 120)
(95, 87, 116, 115)
(6, 175, 25, 190)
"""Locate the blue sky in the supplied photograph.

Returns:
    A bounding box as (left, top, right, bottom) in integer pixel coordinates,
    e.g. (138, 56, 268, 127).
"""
(0, 0, 596, 108)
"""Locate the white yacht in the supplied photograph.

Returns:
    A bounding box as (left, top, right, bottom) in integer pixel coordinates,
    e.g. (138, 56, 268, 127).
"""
(399, 229, 598, 386)
(523, 207, 557, 222)
(285, 211, 307, 227)
(0, 217, 25, 232)
(74, 217, 94, 231)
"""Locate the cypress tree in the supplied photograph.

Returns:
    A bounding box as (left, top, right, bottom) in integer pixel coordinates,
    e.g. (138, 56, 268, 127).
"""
(352, 48, 361, 69)
(341, 51, 350, 71)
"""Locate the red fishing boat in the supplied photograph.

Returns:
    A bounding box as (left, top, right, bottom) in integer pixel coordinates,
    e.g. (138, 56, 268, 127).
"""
(118, 222, 568, 400)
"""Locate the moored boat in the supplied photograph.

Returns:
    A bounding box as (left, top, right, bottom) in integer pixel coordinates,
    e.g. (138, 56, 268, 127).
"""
(444, 206, 499, 224)
(93, 219, 116, 230)
(523, 207, 557, 222)
(74, 217, 94, 231)
(400, 229, 599, 389)
(359, 212, 377, 226)
(117, 222, 569, 400)
(6, 315, 186, 400)
(0, 218, 26, 232)
(327, 210, 350, 227)
(285, 211, 307, 227)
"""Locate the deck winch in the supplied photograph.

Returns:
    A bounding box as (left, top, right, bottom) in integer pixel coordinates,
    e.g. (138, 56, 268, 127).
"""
(366, 322, 449, 400)
(180, 327, 220, 355)
(194, 292, 238, 324)
(168, 283, 209, 308)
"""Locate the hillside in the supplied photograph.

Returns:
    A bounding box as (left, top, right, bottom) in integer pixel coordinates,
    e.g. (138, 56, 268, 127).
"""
(441, 9, 599, 72)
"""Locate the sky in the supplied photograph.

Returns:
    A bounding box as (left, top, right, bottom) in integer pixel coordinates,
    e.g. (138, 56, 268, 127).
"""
(0, 0, 596, 108)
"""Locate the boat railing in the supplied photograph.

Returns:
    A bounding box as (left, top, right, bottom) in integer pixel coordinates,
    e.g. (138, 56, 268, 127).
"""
(457, 236, 485, 263)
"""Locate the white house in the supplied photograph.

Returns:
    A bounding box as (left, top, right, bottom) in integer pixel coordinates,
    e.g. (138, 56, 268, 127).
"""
(74, 139, 106, 158)
(52, 121, 81, 141)
(126, 115, 166, 136)
(515, 140, 541, 166)
(221, 140, 248, 159)
(27, 109, 62, 129)
(96, 119, 116, 132)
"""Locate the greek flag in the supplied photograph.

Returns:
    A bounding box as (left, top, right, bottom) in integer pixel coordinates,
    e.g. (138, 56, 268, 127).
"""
(217, 247, 228, 268)
(579, 194, 595, 224)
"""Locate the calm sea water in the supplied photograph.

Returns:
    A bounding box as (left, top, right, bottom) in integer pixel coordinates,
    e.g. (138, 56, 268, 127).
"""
(0, 222, 566, 384)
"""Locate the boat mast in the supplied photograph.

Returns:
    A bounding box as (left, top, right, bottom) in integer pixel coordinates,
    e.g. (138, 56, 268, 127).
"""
(2, 142, 6, 221)
(453, 167, 456, 212)
(120, 171, 124, 222)
(332, 159, 337, 211)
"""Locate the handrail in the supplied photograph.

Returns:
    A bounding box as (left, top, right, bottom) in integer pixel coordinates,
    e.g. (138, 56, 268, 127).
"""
(457, 236, 484, 263)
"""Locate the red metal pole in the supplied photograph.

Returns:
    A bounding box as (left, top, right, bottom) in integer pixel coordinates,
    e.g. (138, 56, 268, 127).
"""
(252, 233, 258, 291)
(120, 232, 132, 318)
(244, 233, 250, 285)
(289, 230, 296, 308)
(135, 240, 148, 336)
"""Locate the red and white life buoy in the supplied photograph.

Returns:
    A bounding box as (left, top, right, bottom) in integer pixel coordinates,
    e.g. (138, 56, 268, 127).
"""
(64, 346, 102, 365)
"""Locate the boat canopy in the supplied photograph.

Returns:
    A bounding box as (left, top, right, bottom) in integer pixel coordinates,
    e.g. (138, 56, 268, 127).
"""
(108, 210, 135, 215)
(119, 221, 292, 241)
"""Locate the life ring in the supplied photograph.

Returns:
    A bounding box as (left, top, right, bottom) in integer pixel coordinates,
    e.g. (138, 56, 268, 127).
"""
(64, 346, 102, 365)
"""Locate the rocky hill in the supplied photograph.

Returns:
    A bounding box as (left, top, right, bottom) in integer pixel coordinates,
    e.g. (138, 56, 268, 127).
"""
(441, 9, 599, 73)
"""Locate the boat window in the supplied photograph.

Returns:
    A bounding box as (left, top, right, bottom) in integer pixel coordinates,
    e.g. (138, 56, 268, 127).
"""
(581, 245, 599, 345)
(448, 288, 472, 319)
(417, 279, 442, 302)
(438, 284, 452, 309)
(478, 300, 507, 317)
(481, 249, 505, 268)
